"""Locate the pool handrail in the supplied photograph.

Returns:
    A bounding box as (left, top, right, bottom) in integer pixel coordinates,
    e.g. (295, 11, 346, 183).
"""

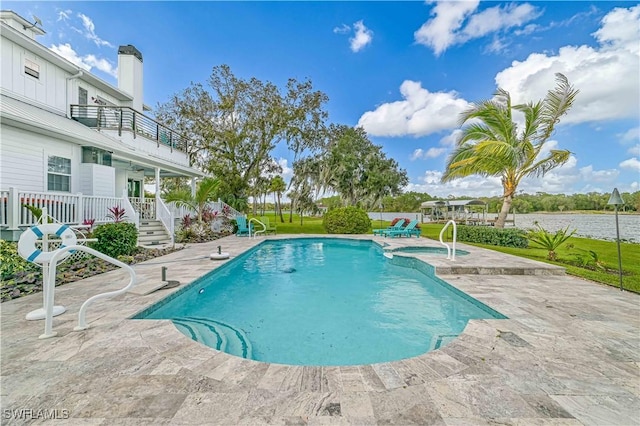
(249, 218, 266, 238)
(42, 244, 136, 339)
(439, 220, 457, 260)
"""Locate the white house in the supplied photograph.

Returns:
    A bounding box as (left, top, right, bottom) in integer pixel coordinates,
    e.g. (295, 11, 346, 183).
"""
(0, 10, 208, 243)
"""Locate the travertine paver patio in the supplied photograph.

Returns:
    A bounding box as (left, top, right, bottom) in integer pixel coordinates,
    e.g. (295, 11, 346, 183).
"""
(1, 234, 639, 425)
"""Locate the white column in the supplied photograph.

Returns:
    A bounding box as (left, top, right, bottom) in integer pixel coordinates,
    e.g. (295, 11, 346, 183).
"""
(191, 177, 196, 197)
(7, 187, 20, 230)
(155, 167, 161, 220)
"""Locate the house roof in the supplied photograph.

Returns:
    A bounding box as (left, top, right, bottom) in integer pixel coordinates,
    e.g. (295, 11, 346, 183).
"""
(1, 94, 205, 178)
(421, 199, 487, 208)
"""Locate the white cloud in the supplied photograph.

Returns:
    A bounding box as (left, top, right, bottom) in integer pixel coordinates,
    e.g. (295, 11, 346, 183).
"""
(406, 170, 504, 198)
(407, 149, 625, 197)
(620, 157, 640, 172)
(462, 3, 541, 39)
(358, 80, 470, 137)
(619, 126, 640, 144)
(277, 158, 294, 181)
(414, 1, 540, 56)
(440, 129, 462, 146)
(334, 20, 373, 53)
(83, 54, 117, 77)
(495, 5, 640, 125)
(350, 20, 374, 52)
(628, 145, 640, 156)
(57, 9, 72, 21)
(333, 24, 350, 34)
(410, 147, 447, 161)
(49, 43, 117, 78)
(78, 13, 113, 48)
(414, 0, 479, 56)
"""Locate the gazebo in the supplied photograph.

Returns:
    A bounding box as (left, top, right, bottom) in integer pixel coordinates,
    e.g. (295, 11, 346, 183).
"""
(420, 199, 488, 224)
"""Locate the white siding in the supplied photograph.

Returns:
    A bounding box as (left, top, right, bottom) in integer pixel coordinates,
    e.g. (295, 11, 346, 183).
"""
(1, 38, 67, 113)
(0, 125, 80, 192)
(79, 163, 115, 197)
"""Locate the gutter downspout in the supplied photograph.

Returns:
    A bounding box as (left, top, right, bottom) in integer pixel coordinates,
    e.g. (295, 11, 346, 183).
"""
(65, 70, 84, 118)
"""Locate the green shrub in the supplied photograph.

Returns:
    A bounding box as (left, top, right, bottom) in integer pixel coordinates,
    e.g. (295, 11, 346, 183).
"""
(527, 224, 575, 260)
(0, 240, 38, 280)
(91, 222, 138, 258)
(457, 225, 529, 248)
(323, 207, 371, 234)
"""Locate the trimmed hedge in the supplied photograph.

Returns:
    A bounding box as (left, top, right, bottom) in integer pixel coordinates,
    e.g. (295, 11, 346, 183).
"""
(323, 207, 371, 234)
(91, 222, 138, 258)
(456, 225, 529, 248)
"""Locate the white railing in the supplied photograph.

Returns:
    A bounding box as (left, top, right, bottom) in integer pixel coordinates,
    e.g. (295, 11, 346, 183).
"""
(439, 220, 457, 261)
(248, 218, 266, 238)
(42, 244, 136, 338)
(129, 197, 155, 220)
(83, 195, 123, 223)
(1, 187, 132, 229)
(17, 191, 79, 225)
(121, 190, 140, 230)
(0, 190, 9, 227)
(156, 197, 174, 244)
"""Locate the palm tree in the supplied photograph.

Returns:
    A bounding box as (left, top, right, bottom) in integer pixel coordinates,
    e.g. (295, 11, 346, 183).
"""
(164, 177, 220, 223)
(269, 175, 286, 223)
(442, 73, 579, 228)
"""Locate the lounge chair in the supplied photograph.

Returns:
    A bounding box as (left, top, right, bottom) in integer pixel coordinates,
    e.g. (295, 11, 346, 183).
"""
(259, 216, 277, 235)
(236, 216, 253, 237)
(373, 219, 405, 236)
(386, 220, 421, 238)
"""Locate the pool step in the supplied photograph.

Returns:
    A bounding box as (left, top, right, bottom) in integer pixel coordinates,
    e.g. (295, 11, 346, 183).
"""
(433, 334, 458, 350)
(172, 317, 253, 359)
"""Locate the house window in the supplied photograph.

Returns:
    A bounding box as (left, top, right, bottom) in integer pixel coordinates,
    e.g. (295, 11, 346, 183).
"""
(82, 147, 112, 167)
(24, 59, 40, 79)
(47, 156, 71, 192)
(78, 87, 88, 104)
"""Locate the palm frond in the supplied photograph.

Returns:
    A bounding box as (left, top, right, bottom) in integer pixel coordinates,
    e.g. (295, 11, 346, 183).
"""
(522, 149, 571, 178)
(538, 73, 579, 142)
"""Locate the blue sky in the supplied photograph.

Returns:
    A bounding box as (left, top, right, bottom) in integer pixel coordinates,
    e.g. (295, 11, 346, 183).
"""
(7, 1, 640, 198)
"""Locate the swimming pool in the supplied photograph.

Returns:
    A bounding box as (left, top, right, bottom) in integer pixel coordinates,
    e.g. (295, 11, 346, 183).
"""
(135, 238, 505, 366)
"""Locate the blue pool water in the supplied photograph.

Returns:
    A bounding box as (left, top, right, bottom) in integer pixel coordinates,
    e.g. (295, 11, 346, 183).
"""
(136, 238, 505, 366)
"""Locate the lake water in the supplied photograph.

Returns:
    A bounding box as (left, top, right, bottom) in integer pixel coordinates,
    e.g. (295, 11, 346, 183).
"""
(368, 212, 640, 243)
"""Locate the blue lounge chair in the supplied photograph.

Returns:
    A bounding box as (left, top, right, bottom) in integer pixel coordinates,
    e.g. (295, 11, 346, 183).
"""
(373, 219, 405, 236)
(386, 220, 421, 238)
(236, 216, 253, 237)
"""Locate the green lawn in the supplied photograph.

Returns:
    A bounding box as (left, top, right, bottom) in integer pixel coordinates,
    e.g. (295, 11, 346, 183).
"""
(250, 214, 640, 293)
(418, 222, 640, 293)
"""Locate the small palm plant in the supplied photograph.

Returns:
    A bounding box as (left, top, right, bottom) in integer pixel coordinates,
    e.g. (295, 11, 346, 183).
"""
(527, 223, 575, 261)
(164, 177, 220, 223)
(107, 206, 127, 223)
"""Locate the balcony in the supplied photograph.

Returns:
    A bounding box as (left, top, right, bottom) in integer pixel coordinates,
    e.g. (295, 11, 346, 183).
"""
(70, 105, 191, 166)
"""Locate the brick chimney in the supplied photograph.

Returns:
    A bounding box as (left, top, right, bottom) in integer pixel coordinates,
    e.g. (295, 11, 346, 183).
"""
(117, 45, 143, 111)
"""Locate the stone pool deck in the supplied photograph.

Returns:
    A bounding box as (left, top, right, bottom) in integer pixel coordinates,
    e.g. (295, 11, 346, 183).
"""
(1, 235, 638, 425)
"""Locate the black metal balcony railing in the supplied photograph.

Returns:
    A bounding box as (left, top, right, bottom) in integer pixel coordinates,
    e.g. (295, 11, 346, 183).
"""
(70, 105, 188, 153)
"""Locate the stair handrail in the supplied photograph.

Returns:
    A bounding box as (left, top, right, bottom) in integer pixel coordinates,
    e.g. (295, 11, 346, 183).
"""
(248, 218, 266, 238)
(156, 197, 174, 245)
(42, 245, 136, 339)
(121, 189, 140, 230)
(439, 220, 457, 261)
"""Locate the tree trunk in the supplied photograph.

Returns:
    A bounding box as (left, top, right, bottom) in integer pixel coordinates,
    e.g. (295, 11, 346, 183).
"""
(273, 192, 278, 222)
(495, 193, 513, 228)
(278, 193, 285, 223)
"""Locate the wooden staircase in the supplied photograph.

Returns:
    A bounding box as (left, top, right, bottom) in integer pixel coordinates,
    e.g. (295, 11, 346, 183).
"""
(138, 220, 172, 247)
